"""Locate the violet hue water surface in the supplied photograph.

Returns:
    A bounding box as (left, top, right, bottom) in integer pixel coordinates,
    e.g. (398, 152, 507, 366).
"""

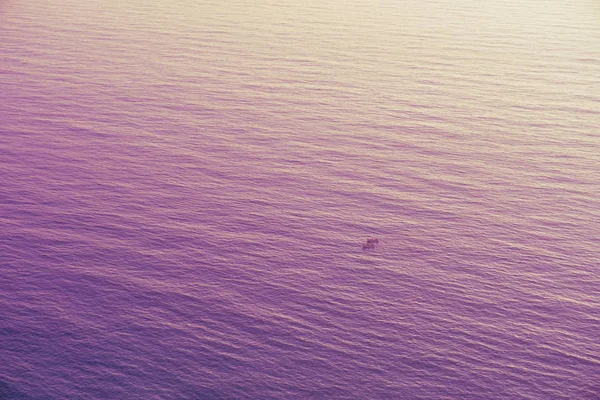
(1, 0, 599, 399)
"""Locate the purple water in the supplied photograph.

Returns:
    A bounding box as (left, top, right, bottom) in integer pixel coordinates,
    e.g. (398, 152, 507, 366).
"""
(1, 0, 599, 398)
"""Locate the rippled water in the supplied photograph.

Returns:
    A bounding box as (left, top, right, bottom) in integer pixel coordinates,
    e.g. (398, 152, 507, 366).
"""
(1, 0, 599, 398)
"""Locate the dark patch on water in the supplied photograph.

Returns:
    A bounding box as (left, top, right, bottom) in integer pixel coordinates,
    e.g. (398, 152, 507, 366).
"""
(181, 387, 229, 400)
(0, 381, 34, 400)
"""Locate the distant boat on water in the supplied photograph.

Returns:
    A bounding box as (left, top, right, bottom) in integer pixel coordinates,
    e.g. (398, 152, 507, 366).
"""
(362, 238, 379, 251)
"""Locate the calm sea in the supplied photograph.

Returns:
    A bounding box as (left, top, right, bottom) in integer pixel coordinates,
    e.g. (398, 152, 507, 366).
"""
(1, 0, 599, 398)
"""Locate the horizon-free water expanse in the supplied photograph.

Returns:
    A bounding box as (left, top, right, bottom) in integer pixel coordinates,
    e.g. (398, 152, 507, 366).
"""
(1, 0, 599, 398)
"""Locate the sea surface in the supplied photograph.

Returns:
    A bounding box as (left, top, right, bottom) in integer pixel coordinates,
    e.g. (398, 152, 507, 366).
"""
(1, 0, 599, 399)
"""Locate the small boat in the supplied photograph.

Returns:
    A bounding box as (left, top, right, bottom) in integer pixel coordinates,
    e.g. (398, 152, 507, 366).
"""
(362, 238, 378, 251)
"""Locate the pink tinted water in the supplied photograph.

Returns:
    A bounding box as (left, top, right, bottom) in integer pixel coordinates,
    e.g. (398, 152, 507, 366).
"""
(1, 0, 599, 398)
